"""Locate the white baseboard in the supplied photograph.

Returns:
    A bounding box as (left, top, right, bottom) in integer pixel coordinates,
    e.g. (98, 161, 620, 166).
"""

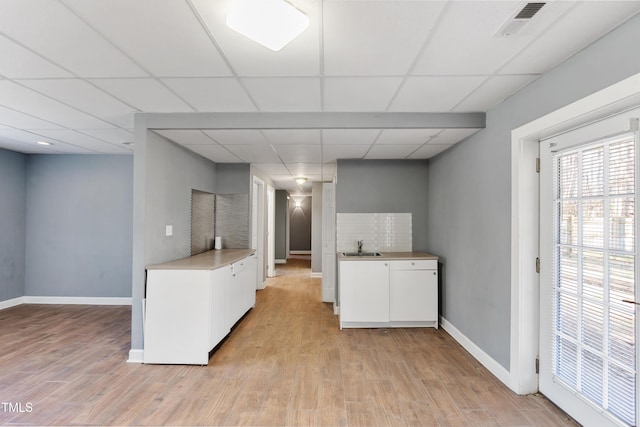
(440, 316, 512, 389)
(310, 272, 322, 278)
(23, 296, 132, 306)
(127, 349, 144, 364)
(290, 250, 311, 255)
(275, 259, 287, 264)
(0, 296, 26, 310)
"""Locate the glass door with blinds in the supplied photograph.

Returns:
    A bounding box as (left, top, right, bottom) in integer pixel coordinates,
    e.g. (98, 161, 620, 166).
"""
(540, 113, 639, 427)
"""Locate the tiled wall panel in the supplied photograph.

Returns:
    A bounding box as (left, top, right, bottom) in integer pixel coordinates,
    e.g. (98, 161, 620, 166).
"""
(337, 213, 412, 253)
(215, 194, 249, 249)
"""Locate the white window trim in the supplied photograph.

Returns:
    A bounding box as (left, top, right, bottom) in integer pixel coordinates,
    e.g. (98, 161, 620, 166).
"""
(510, 72, 640, 395)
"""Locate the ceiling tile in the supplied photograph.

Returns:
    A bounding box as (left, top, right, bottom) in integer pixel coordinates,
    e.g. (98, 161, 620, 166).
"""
(412, 1, 524, 75)
(30, 129, 131, 154)
(0, 129, 92, 153)
(286, 163, 323, 176)
(79, 128, 134, 145)
(323, 1, 445, 75)
(502, 2, 640, 74)
(90, 79, 193, 112)
(269, 174, 297, 184)
(0, 106, 63, 129)
(253, 163, 290, 175)
(186, 144, 243, 163)
(322, 129, 380, 145)
(204, 130, 270, 145)
(0, 35, 72, 78)
(453, 75, 538, 112)
(323, 145, 369, 163)
(65, 0, 231, 77)
(162, 78, 256, 112)
(242, 78, 321, 111)
(324, 77, 403, 111)
(389, 76, 487, 112)
(376, 129, 440, 145)
(192, 0, 320, 77)
(430, 128, 481, 145)
(407, 144, 452, 159)
(19, 79, 136, 128)
(275, 145, 321, 163)
(154, 130, 216, 146)
(225, 144, 280, 163)
(0, 0, 146, 77)
(263, 129, 321, 145)
(365, 145, 421, 159)
(0, 81, 115, 129)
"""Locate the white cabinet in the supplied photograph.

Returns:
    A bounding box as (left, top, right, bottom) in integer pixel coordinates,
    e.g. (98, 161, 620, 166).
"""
(389, 260, 438, 327)
(210, 266, 233, 348)
(232, 253, 257, 320)
(338, 257, 438, 329)
(339, 260, 390, 327)
(144, 253, 257, 365)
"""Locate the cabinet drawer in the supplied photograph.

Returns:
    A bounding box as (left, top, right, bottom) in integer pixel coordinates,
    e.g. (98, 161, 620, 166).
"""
(389, 259, 436, 270)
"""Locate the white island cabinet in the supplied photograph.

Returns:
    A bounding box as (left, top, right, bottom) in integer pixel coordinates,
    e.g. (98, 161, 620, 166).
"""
(144, 249, 256, 365)
(338, 253, 438, 329)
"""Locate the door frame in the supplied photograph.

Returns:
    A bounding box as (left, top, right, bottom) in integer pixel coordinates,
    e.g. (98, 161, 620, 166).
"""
(252, 175, 266, 289)
(510, 72, 640, 395)
(267, 184, 275, 277)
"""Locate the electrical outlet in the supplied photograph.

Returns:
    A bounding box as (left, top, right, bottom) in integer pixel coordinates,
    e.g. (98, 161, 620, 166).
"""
(165, 225, 173, 237)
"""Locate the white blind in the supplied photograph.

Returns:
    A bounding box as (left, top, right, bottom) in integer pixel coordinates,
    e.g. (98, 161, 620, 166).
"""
(551, 133, 637, 426)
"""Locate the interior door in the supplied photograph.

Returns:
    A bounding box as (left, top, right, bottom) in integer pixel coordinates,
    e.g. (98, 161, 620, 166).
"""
(540, 111, 639, 427)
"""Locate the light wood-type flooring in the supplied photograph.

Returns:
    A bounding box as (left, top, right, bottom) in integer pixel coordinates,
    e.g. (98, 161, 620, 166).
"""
(0, 256, 577, 426)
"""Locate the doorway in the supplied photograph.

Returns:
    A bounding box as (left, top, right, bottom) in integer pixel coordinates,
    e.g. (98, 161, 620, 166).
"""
(511, 73, 640, 426)
(540, 121, 638, 426)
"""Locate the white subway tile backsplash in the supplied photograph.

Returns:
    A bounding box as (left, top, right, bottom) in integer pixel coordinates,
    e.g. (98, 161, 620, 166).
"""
(337, 213, 412, 252)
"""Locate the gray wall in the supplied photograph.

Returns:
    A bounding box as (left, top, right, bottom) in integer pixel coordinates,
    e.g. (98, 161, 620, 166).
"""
(24, 155, 133, 298)
(131, 130, 218, 349)
(336, 159, 429, 252)
(216, 163, 250, 194)
(311, 182, 323, 273)
(275, 190, 288, 260)
(427, 14, 640, 370)
(290, 196, 312, 251)
(0, 149, 26, 302)
(144, 132, 217, 266)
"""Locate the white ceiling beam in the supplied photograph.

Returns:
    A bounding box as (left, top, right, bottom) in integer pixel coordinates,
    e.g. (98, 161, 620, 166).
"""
(138, 111, 485, 130)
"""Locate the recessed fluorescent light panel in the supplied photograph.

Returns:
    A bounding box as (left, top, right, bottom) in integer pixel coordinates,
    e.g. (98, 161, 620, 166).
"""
(227, 0, 309, 51)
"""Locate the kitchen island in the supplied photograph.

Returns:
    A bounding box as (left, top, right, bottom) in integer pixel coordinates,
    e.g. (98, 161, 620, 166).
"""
(338, 251, 439, 329)
(144, 248, 257, 365)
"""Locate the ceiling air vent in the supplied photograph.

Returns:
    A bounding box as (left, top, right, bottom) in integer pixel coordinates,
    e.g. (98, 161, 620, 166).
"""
(493, 2, 546, 38)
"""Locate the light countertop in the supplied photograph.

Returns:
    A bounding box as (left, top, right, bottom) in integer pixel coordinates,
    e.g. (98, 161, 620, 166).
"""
(337, 251, 438, 261)
(147, 248, 255, 271)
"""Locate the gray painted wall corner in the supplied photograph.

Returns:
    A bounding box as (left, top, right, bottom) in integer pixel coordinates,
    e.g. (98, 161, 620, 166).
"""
(0, 148, 27, 302)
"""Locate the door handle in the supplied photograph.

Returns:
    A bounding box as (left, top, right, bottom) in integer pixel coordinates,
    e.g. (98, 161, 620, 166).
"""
(622, 299, 640, 305)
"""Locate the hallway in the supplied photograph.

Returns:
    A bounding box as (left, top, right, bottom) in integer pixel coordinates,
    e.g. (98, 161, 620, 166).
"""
(0, 257, 576, 426)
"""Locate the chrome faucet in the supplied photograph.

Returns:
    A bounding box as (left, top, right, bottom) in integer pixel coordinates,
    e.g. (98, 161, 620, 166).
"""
(357, 240, 364, 254)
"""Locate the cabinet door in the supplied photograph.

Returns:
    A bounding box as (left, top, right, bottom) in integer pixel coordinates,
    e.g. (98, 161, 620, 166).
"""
(339, 260, 389, 322)
(209, 267, 231, 348)
(389, 269, 437, 321)
(243, 255, 257, 309)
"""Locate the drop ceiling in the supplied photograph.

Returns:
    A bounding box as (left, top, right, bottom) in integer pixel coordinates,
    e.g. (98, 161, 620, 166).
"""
(1, 0, 639, 192)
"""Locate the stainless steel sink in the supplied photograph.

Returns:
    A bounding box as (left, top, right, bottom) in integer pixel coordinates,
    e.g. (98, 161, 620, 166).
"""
(342, 252, 382, 257)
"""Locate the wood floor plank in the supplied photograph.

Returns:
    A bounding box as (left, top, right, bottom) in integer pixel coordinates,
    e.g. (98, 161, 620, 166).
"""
(0, 256, 578, 426)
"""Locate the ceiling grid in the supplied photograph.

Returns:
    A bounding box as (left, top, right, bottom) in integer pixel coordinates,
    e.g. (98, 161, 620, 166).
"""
(0, 0, 638, 191)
